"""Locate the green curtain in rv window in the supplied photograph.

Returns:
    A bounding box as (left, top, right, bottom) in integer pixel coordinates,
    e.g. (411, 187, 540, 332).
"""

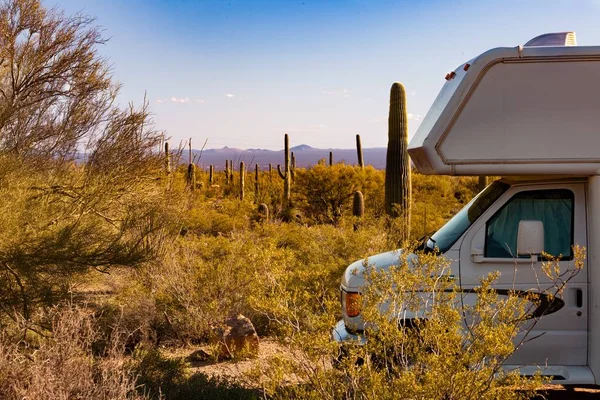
(485, 189, 573, 259)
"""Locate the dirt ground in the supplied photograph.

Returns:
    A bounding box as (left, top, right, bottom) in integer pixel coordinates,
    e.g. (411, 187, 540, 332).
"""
(169, 339, 600, 399)
(178, 339, 287, 381)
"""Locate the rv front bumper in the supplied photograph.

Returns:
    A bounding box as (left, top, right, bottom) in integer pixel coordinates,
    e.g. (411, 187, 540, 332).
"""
(332, 320, 366, 345)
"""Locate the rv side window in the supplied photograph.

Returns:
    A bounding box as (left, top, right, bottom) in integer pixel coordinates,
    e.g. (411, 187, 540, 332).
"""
(484, 189, 574, 259)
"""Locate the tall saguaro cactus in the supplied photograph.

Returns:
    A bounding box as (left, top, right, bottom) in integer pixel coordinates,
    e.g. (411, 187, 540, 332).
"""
(277, 133, 293, 205)
(209, 165, 214, 185)
(356, 134, 364, 169)
(385, 82, 412, 239)
(291, 152, 297, 182)
(254, 164, 260, 200)
(329, 151, 333, 167)
(239, 161, 245, 201)
(187, 163, 196, 191)
(186, 138, 195, 190)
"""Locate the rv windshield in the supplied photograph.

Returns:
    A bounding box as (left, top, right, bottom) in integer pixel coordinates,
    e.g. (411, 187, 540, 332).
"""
(426, 181, 510, 253)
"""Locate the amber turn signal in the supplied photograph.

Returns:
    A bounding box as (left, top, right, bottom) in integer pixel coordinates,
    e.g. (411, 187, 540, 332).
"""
(344, 292, 361, 317)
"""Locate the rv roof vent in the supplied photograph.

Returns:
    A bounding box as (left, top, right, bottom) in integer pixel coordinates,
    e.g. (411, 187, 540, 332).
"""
(524, 32, 577, 47)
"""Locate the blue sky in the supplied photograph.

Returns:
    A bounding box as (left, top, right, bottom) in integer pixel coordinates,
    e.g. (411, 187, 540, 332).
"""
(52, 0, 600, 150)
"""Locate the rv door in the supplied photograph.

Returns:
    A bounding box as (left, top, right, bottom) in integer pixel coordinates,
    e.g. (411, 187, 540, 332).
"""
(459, 182, 587, 366)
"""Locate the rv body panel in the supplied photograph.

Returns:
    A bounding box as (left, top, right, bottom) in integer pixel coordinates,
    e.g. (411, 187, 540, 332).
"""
(586, 175, 600, 382)
(408, 46, 600, 176)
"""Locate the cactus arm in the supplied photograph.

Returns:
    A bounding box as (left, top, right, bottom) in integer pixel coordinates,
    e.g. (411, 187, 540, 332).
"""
(277, 164, 287, 180)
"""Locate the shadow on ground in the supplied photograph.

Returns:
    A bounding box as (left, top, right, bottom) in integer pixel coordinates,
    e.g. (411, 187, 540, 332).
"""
(536, 385, 600, 399)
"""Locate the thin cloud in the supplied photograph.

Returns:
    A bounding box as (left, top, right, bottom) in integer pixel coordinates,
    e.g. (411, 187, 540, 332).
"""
(321, 88, 350, 97)
(225, 93, 235, 98)
(155, 97, 195, 104)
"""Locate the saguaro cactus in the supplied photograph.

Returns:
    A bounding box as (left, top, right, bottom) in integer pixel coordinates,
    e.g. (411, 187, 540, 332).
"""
(353, 190, 365, 231)
(239, 161, 245, 201)
(254, 164, 260, 200)
(225, 160, 231, 182)
(291, 152, 296, 182)
(277, 133, 293, 205)
(356, 134, 364, 169)
(258, 203, 269, 223)
(229, 159, 234, 184)
(187, 163, 196, 191)
(478, 176, 487, 192)
(186, 139, 195, 190)
(385, 82, 412, 239)
(209, 165, 214, 185)
(353, 190, 364, 218)
(329, 151, 333, 167)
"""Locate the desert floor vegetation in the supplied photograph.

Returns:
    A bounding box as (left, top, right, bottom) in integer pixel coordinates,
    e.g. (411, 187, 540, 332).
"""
(0, 0, 594, 399)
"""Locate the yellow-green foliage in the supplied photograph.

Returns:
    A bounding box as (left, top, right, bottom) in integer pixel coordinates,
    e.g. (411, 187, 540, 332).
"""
(0, 154, 182, 324)
(293, 164, 384, 223)
(137, 206, 393, 341)
(248, 249, 587, 400)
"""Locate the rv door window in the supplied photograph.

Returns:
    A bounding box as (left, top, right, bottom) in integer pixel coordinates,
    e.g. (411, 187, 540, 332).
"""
(485, 189, 574, 259)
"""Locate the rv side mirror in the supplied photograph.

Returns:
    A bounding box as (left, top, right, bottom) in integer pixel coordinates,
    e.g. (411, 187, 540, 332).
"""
(517, 220, 544, 256)
(470, 226, 485, 262)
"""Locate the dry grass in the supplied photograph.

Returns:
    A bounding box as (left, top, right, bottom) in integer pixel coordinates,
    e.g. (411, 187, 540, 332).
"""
(0, 305, 147, 400)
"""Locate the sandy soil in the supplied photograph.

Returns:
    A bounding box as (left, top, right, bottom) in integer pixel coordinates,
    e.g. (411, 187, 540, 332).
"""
(167, 338, 293, 386)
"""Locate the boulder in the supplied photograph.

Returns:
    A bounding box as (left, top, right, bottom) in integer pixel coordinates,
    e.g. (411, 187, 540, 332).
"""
(210, 314, 259, 359)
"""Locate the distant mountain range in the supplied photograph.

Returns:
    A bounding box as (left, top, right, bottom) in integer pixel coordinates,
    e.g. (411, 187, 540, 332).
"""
(184, 145, 388, 170)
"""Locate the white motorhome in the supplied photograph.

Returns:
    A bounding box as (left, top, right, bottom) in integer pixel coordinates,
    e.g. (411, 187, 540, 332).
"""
(332, 32, 600, 385)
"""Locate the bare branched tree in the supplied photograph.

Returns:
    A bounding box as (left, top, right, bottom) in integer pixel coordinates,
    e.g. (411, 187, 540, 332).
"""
(0, 0, 178, 329)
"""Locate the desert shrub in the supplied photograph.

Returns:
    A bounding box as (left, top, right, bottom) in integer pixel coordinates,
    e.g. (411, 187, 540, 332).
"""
(0, 156, 183, 332)
(293, 164, 384, 224)
(183, 197, 254, 236)
(0, 304, 147, 400)
(174, 372, 259, 400)
(249, 248, 584, 400)
(411, 173, 465, 239)
(94, 281, 166, 351)
(132, 347, 189, 398)
(0, 0, 180, 329)
(134, 217, 392, 342)
(132, 347, 258, 400)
